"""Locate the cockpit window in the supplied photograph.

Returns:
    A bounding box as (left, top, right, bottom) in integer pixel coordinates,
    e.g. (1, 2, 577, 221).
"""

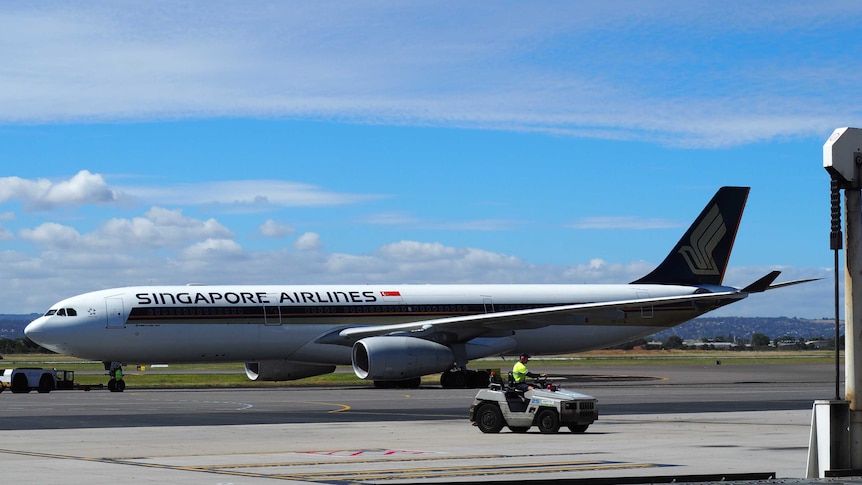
(44, 308, 79, 317)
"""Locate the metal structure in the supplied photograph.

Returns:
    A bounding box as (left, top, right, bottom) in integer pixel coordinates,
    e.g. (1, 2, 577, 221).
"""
(809, 127, 862, 477)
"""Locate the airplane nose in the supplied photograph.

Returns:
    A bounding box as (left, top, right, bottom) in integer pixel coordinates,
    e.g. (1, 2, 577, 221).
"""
(24, 317, 47, 343)
(24, 316, 68, 354)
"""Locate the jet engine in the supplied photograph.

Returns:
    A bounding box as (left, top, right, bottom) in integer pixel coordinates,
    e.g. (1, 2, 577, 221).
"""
(352, 336, 454, 381)
(244, 360, 336, 381)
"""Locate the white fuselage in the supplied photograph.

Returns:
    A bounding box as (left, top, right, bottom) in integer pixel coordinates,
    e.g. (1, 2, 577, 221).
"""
(24, 283, 733, 365)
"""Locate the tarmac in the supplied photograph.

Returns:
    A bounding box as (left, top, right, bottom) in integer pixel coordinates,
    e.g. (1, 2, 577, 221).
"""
(0, 360, 856, 484)
(0, 408, 825, 484)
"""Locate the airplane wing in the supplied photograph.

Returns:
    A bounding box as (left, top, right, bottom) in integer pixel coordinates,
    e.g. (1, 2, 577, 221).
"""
(315, 290, 745, 346)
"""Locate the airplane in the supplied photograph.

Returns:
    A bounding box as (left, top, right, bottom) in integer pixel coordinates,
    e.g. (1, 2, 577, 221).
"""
(24, 186, 815, 391)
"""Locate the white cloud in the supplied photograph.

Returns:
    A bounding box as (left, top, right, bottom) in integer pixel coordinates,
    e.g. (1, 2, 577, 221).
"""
(0, 3, 858, 146)
(567, 217, 681, 230)
(19, 222, 82, 249)
(19, 207, 233, 251)
(294, 232, 322, 251)
(181, 239, 244, 260)
(359, 212, 420, 226)
(124, 180, 383, 211)
(0, 224, 836, 318)
(259, 219, 295, 238)
(359, 212, 521, 231)
(0, 211, 14, 240)
(0, 170, 120, 211)
(98, 207, 234, 249)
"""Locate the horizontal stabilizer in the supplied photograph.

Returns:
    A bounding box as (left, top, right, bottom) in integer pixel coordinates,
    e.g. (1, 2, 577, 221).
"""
(741, 271, 781, 293)
(741, 271, 820, 293)
(766, 277, 822, 291)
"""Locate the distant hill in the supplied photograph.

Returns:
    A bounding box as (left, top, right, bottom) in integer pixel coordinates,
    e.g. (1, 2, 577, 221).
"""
(0, 314, 843, 343)
(649, 316, 843, 342)
(0, 314, 40, 339)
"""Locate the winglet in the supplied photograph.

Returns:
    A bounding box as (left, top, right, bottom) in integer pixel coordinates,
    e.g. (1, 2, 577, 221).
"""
(632, 187, 749, 286)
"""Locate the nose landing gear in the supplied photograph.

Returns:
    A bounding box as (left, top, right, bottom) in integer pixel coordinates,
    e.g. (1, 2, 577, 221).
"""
(105, 361, 126, 392)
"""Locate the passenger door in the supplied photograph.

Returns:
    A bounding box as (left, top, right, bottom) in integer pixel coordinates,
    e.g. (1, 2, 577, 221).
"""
(105, 298, 126, 328)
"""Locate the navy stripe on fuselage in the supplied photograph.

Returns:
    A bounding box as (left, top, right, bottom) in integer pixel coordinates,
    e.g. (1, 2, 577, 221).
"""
(127, 302, 560, 321)
(123, 300, 718, 324)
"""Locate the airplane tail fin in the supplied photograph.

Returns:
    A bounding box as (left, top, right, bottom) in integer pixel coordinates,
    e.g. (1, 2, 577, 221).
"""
(632, 186, 749, 287)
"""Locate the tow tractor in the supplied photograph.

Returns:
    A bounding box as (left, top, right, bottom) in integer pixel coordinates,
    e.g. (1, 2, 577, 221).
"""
(0, 368, 103, 393)
(469, 374, 598, 433)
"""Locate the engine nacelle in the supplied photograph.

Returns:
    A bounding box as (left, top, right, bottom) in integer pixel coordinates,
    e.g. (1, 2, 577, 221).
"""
(244, 360, 336, 381)
(352, 336, 454, 381)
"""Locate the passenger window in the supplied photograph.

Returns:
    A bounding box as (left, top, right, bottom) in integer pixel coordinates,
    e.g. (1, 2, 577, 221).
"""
(57, 309, 66, 316)
(67, 308, 77, 316)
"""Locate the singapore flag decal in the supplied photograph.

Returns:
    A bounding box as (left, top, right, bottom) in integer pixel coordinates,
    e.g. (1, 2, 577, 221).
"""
(380, 290, 403, 302)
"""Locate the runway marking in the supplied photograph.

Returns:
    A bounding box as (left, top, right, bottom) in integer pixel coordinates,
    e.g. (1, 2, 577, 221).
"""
(269, 461, 663, 482)
(297, 449, 434, 457)
(0, 448, 669, 483)
(311, 401, 351, 413)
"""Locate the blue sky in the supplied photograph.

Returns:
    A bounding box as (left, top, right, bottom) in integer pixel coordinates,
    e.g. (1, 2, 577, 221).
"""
(0, 1, 858, 317)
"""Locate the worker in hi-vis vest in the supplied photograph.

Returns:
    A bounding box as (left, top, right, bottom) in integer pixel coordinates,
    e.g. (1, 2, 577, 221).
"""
(512, 353, 546, 391)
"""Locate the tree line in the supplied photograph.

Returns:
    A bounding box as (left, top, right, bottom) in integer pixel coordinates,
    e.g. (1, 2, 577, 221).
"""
(0, 338, 48, 357)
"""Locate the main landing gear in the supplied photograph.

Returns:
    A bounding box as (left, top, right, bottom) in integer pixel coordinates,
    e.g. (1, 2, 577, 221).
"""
(440, 369, 491, 388)
(104, 361, 126, 392)
(373, 377, 422, 388)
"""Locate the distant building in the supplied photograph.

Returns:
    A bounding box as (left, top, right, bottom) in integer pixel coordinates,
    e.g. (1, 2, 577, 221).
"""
(683, 340, 738, 350)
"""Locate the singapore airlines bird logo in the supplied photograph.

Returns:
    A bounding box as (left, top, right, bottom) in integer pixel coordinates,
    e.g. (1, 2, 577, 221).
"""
(678, 204, 725, 275)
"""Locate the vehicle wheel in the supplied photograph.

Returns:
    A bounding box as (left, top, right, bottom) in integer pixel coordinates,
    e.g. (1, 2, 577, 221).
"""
(567, 424, 589, 433)
(536, 409, 561, 434)
(11, 374, 30, 393)
(475, 404, 505, 433)
(508, 426, 530, 433)
(37, 374, 54, 393)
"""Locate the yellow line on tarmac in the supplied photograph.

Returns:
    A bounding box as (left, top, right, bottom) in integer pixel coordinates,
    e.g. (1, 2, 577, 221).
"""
(281, 400, 351, 413)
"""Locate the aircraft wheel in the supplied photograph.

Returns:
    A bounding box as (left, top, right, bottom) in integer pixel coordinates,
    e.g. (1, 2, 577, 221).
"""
(468, 370, 490, 388)
(451, 372, 467, 388)
(107, 378, 117, 392)
(567, 424, 589, 433)
(508, 426, 530, 433)
(116, 380, 126, 392)
(536, 409, 561, 434)
(475, 404, 504, 433)
(439, 372, 451, 387)
(396, 377, 421, 388)
(374, 377, 420, 389)
(440, 372, 466, 388)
